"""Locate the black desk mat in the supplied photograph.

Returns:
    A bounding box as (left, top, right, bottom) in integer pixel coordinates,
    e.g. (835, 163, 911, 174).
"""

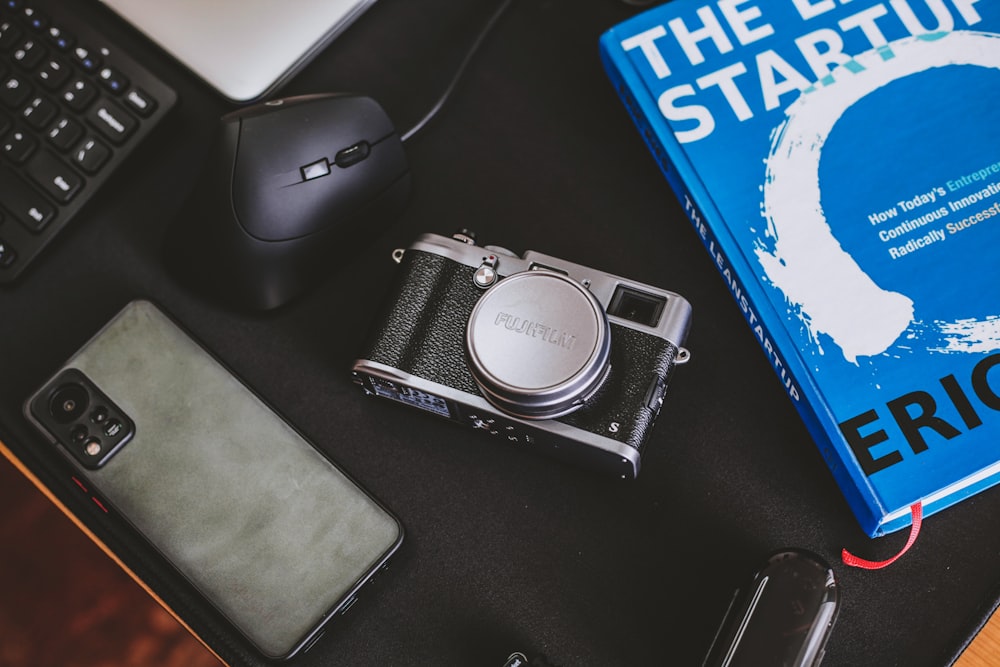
(2, 1, 999, 665)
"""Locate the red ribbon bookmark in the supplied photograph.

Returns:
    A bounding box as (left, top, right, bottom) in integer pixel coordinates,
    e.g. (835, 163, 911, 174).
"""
(842, 502, 923, 570)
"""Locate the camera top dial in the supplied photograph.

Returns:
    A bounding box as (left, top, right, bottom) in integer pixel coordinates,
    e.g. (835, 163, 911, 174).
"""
(465, 269, 611, 420)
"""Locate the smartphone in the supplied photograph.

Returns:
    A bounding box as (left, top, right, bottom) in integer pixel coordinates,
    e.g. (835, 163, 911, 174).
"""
(23, 300, 403, 661)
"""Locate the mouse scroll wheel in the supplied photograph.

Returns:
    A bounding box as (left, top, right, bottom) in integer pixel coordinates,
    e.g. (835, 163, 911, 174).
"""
(334, 141, 371, 168)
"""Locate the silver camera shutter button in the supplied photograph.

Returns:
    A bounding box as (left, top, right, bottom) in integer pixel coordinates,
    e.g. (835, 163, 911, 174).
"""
(474, 254, 500, 288)
(466, 270, 611, 419)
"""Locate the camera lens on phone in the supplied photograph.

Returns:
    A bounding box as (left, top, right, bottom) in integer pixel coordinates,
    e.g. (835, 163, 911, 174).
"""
(90, 405, 109, 423)
(48, 383, 90, 424)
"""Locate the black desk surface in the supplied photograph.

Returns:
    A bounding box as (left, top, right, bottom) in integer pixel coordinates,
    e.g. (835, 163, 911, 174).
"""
(2, 1, 999, 665)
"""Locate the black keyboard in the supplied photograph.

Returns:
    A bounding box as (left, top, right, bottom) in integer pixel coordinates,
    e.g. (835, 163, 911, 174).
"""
(0, 0, 176, 283)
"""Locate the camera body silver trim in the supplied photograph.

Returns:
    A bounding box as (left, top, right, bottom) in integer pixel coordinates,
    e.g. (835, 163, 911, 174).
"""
(406, 232, 692, 350)
(352, 360, 644, 479)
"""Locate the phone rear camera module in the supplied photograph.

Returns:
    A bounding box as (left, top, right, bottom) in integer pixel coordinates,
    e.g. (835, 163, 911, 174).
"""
(48, 383, 90, 424)
(31, 369, 135, 470)
(607, 286, 666, 327)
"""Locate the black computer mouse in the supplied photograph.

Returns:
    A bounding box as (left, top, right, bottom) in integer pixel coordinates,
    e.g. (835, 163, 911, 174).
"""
(164, 92, 410, 310)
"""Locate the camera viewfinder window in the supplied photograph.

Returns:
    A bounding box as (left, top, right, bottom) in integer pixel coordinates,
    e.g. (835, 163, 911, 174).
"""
(608, 286, 666, 327)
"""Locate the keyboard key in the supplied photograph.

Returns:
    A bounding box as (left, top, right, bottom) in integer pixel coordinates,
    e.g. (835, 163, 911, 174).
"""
(61, 76, 96, 110)
(36, 57, 70, 89)
(71, 44, 99, 71)
(21, 7, 47, 32)
(26, 148, 82, 203)
(11, 37, 45, 69)
(72, 135, 109, 173)
(2, 126, 35, 162)
(0, 166, 55, 231)
(97, 65, 127, 93)
(0, 20, 22, 51)
(1, 72, 31, 108)
(86, 97, 135, 144)
(46, 24, 72, 51)
(46, 115, 82, 150)
(0, 237, 16, 268)
(22, 94, 57, 129)
(124, 87, 155, 116)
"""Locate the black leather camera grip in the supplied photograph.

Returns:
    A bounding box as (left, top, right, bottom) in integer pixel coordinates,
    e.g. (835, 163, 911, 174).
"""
(361, 250, 483, 394)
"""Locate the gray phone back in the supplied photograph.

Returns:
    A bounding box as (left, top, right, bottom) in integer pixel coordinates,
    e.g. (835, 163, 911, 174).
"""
(25, 300, 402, 659)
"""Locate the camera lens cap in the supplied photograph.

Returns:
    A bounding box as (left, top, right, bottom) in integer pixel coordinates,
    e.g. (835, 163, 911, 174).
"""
(466, 270, 611, 419)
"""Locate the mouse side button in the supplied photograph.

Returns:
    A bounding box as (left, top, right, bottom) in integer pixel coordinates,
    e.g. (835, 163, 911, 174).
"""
(302, 159, 332, 180)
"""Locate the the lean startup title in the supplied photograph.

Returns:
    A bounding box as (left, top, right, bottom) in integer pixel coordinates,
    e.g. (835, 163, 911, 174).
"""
(619, 0, 984, 143)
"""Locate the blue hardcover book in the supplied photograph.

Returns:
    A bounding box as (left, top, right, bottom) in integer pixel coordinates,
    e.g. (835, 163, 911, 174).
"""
(600, 0, 1000, 537)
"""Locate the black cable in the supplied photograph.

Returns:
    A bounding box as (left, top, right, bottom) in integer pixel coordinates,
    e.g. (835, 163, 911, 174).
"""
(399, 0, 515, 143)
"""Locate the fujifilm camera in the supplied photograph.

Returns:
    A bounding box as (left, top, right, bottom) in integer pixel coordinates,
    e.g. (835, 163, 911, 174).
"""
(352, 231, 692, 479)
